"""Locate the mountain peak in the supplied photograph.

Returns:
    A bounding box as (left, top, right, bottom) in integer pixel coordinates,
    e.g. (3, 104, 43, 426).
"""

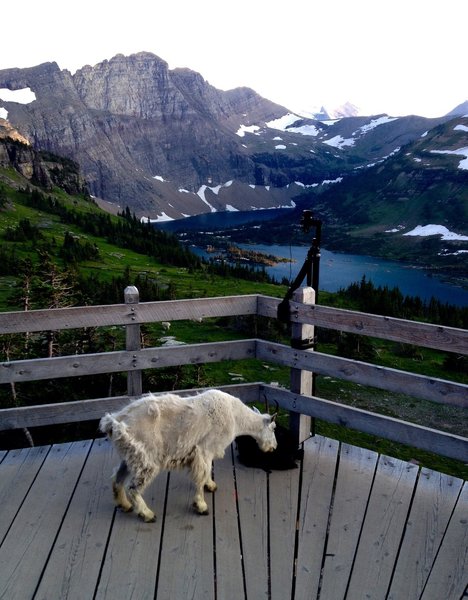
(446, 100, 468, 117)
(327, 101, 360, 119)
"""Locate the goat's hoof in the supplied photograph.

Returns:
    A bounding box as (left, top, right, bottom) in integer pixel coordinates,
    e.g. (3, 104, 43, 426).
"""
(193, 502, 209, 515)
(139, 512, 156, 523)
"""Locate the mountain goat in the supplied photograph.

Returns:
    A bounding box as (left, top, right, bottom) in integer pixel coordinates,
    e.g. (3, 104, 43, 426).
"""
(99, 389, 277, 522)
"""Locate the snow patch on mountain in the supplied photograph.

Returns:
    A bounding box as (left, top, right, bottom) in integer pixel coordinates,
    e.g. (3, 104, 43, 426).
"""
(141, 212, 173, 223)
(403, 225, 468, 241)
(236, 124, 261, 137)
(355, 116, 399, 134)
(324, 135, 355, 149)
(430, 147, 468, 170)
(266, 114, 301, 131)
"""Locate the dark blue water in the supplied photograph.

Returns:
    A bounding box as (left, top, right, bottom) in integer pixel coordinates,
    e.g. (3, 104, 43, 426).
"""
(156, 211, 468, 307)
(159, 208, 291, 231)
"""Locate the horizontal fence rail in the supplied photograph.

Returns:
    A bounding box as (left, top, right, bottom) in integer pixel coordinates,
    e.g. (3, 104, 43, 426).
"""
(2, 339, 466, 409)
(0, 340, 256, 384)
(256, 340, 468, 408)
(257, 296, 468, 355)
(260, 384, 468, 462)
(0, 295, 259, 334)
(2, 294, 467, 356)
(0, 383, 261, 431)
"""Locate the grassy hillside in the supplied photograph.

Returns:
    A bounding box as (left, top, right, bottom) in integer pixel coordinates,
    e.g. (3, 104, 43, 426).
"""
(0, 174, 286, 310)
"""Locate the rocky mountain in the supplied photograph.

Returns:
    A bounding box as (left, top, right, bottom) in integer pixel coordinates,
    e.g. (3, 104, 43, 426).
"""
(0, 51, 462, 225)
(0, 134, 87, 196)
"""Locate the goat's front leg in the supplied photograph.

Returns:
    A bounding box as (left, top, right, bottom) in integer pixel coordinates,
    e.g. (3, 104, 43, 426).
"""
(191, 452, 213, 514)
(204, 456, 217, 492)
(126, 466, 158, 523)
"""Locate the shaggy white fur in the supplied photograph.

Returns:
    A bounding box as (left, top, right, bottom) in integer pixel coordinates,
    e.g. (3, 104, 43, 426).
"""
(100, 389, 277, 522)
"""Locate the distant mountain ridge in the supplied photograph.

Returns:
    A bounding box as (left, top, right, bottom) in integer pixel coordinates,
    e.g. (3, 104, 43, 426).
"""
(0, 51, 466, 263)
(0, 52, 460, 219)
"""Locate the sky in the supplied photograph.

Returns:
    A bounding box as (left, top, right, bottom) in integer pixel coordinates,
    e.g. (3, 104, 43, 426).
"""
(1, 0, 467, 118)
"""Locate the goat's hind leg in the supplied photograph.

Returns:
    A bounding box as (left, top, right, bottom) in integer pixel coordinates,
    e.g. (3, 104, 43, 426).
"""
(112, 461, 133, 512)
(127, 466, 158, 523)
(191, 452, 213, 515)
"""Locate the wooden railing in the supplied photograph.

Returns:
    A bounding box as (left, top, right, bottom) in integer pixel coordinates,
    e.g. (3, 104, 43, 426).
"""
(1, 289, 467, 461)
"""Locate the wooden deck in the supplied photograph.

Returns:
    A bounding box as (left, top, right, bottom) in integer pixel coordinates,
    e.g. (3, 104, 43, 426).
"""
(0, 436, 466, 600)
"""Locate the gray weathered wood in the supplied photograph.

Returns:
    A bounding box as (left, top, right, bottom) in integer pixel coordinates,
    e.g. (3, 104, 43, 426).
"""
(34, 439, 116, 600)
(290, 286, 314, 443)
(0, 383, 260, 430)
(261, 384, 468, 462)
(319, 443, 378, 600)
(346, 454, 419, 600)
(0, 295, 259, 334)
(0, 339, 256, 384)
(156, 471, 215, 600)
(257, 339, 468, 407)
(269, 462, 300, 600)
(388, 468, 464, 600)
(95, 469, 168, 600)
(125, 285, 142, 397)
(0, 445, 49, 540)
(257, 295, 468, 355)
(212, 447, 245, 599)
(294, 435, 339, 600)
(233, 454, 269, 599)
(420, 482, 468, 600)
(0, 441, 92, 600)
(292, 302, 468, 355)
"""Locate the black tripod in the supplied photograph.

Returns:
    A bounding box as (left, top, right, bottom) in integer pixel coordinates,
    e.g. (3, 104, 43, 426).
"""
(277, 209, 322, 335)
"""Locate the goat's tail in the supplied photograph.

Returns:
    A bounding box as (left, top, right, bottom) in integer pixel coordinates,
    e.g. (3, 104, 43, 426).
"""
(99, 413, 118, 437)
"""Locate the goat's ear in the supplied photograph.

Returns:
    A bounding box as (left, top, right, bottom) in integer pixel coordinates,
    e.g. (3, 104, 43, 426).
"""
(270, 413, 277, 422)
(252, 406, 261, 414)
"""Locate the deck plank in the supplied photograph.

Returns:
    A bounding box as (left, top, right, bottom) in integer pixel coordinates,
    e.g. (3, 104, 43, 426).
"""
(387, 468, 464, 600)
(0, 445, 49, 541)
(420, 482, 468, 600)
(269, 463, 300, 600)
(95, 468, 168, 600)
(212, 447, 245, 600)
(34, 439, 116, 600)
(294, 435, 340, 600)
(319, 443, 378, 600)
(156, 470, 215, 600)
(0, 441, 92, 600)
(234, 453, 269, 599)
(346, 454, 419, 600)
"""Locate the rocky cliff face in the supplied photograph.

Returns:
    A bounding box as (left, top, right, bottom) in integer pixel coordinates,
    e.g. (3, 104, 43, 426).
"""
(0, 53, 293, 218)
(0, 135, 87, 196)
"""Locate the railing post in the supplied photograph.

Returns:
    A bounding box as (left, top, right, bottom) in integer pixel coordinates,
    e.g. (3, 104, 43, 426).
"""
(289, 286, 315, 444)
(125, 286, 142, 397)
